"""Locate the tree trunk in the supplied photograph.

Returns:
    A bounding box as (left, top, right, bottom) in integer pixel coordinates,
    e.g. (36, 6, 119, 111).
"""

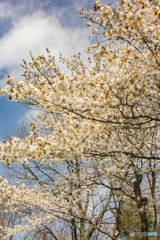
(80, 218, 85, 240)
(71, 218, 78, 240)
(133, 172, 148, 240)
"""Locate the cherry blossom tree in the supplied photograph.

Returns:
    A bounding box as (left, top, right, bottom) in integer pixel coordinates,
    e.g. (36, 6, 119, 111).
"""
(2, 116, 114, 240)
(0, 0, 160, 239)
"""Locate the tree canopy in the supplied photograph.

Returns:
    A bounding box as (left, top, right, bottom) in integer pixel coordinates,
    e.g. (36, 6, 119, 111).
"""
(0, 0, 160, 239)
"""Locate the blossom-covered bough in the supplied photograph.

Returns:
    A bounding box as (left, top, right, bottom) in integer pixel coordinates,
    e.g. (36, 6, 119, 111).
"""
(0, 0, 160, 239)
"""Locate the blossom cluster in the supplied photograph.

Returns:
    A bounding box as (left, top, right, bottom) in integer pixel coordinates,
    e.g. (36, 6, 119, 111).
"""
(0, 0, 160, 238)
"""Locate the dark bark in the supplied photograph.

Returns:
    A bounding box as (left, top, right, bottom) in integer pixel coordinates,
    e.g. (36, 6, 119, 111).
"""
(115, 199, 123, 235)
(71, 218, 78, 240)
(133, 172, 148, 240)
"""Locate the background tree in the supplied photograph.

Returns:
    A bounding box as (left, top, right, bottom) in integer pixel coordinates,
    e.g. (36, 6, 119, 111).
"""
(1, 117, 114, 240)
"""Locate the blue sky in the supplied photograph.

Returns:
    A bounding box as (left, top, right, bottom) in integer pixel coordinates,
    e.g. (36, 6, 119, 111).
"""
(0, 0, 115, 142)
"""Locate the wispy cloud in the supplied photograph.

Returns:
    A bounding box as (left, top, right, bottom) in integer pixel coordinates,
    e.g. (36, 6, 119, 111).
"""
(0, 9, 90, 87)
(17, 109, 40, 124)
(0, 2, 16, 19)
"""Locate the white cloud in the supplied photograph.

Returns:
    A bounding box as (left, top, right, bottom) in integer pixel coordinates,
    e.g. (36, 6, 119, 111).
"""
(0, 2, 15, 19)
(18, 109, 40, 124)
(0, 8, 90, 87)
(0, 5, 92, 123)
